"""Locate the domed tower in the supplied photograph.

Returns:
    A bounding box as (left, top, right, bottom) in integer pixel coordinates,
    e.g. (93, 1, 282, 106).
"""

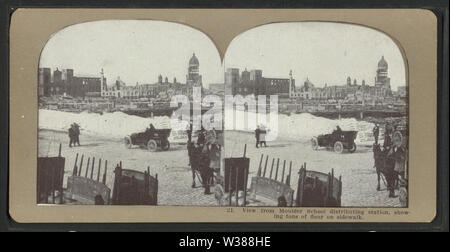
(375, 56, 391, 96)
(186, 53, 202, 88)
(375, 56, 390, 86)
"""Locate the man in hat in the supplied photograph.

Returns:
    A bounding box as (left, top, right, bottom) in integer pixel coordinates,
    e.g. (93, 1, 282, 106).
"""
(73, 123, 80, 146)
(254, 125, 261, 148)
(259, 125, 267, 147)
(68, 124, 76, 147)
(373, 123, 380, 145)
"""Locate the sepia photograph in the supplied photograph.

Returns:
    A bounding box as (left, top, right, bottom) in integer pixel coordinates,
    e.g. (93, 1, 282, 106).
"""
(221, 22, 408, 208)
(37, 20, 224, 205)
(37, 20, 408, 208)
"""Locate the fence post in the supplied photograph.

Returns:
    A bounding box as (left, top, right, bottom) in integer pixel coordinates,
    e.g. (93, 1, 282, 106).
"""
(281, 160, 286, 183)
(155, 173, 158, 205)
(329, 169, 334, 204)
(112, 164, 121, 204)
(86, 157, 91, 177)
(102, 160, 108, 184)
(73, 153, 79, 176)
(97, 159, 102, 182)
(286, 161, 292, 186)
(78, 154, 84, 176)
(90, 157, 95, 179)
(257, 154, 263, 177)
(58, 143, 62, 157)
(269, 158, 275, 179)
(262, 155, 269, 178)
(274, 158, 280, 181)
(144, 170, 149, 196)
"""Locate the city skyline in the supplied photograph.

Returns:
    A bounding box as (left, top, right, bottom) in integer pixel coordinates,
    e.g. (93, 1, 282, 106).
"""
(224, 22, 406, 90)
(40, 20, 407, 91)
(39, 20, 223, 89)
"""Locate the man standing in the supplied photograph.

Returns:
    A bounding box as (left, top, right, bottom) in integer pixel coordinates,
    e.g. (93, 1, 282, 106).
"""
(68, 124, 75, 147)
(373, 123, 380, 145)
(73, 123, 80, 146)
(186, 121, 193, 143)
(393, 144, 406, 181)
(197, 126, 206, 145)
(384, 123, 393, 150)
(254, 126, 261, 148)
(259, 125, 267, 147)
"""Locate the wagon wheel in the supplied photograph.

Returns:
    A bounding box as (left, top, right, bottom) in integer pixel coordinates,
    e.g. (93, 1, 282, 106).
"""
(124, 136, 132, 149)
(348, 142, 357, 153)
(311, 137, 319, 150)
(160, 140, 170, 151)
(333, 141, 344, 154)
(147, 139, 158, 152)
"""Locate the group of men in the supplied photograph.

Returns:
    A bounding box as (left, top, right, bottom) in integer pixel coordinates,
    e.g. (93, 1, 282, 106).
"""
(68, 123, 80, 147)
(372, 122, 399, 149)
(373, 122, 407, 198)
(187, 122, 221, 195)
(254, 125, 268, 148)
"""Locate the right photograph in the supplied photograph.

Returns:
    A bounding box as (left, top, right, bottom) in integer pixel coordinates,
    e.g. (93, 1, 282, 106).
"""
(220, 22, 408, 208)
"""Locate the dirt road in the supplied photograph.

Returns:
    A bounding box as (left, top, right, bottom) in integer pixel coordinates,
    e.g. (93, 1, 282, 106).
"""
(224, 131, 401, 207)
(39, 130, 217, 206)
(39, 129, 400, 207)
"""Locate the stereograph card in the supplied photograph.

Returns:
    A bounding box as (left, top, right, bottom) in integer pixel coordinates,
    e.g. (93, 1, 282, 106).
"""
(8, 9, 438, 223)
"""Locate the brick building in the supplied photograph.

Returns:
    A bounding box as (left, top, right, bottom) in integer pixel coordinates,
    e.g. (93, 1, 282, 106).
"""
(225, 68, 295, 98)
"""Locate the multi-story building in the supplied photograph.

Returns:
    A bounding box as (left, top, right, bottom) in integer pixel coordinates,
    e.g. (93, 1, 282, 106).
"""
(101, 53, 201, 99)
(225, 68, 295, 98)
(38, 67, 51, 96)
(38, 67, 105, 97)
(70, 74, 104, 97)
(186, 53, 202, 89)
(293, 56, 393, 101)
(397, 86, 407, 98)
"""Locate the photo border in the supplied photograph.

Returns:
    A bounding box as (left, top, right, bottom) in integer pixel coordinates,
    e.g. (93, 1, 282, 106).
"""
(1, 0, 448, 232)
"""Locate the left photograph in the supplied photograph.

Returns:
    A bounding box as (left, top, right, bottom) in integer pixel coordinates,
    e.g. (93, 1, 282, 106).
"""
(37, 20, 224, 205)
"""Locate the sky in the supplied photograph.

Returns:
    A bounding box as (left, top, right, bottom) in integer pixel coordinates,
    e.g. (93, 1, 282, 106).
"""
(40, 21, 406, 91)
(224, 22, 406, 90)
(39, 20, 223, 88)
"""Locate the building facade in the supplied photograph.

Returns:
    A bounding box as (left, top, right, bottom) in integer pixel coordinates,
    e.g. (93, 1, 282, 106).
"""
(38, 67, 51, 96)
(293, 56, 394, 101)
(38, 67, 105, 97)
(225, 68, 295, 98)
(101, 53, 201, 99)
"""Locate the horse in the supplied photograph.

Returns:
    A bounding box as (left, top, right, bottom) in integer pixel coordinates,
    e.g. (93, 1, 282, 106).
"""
(373, 144, 397, 197)
(188, 142, 214, 194)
